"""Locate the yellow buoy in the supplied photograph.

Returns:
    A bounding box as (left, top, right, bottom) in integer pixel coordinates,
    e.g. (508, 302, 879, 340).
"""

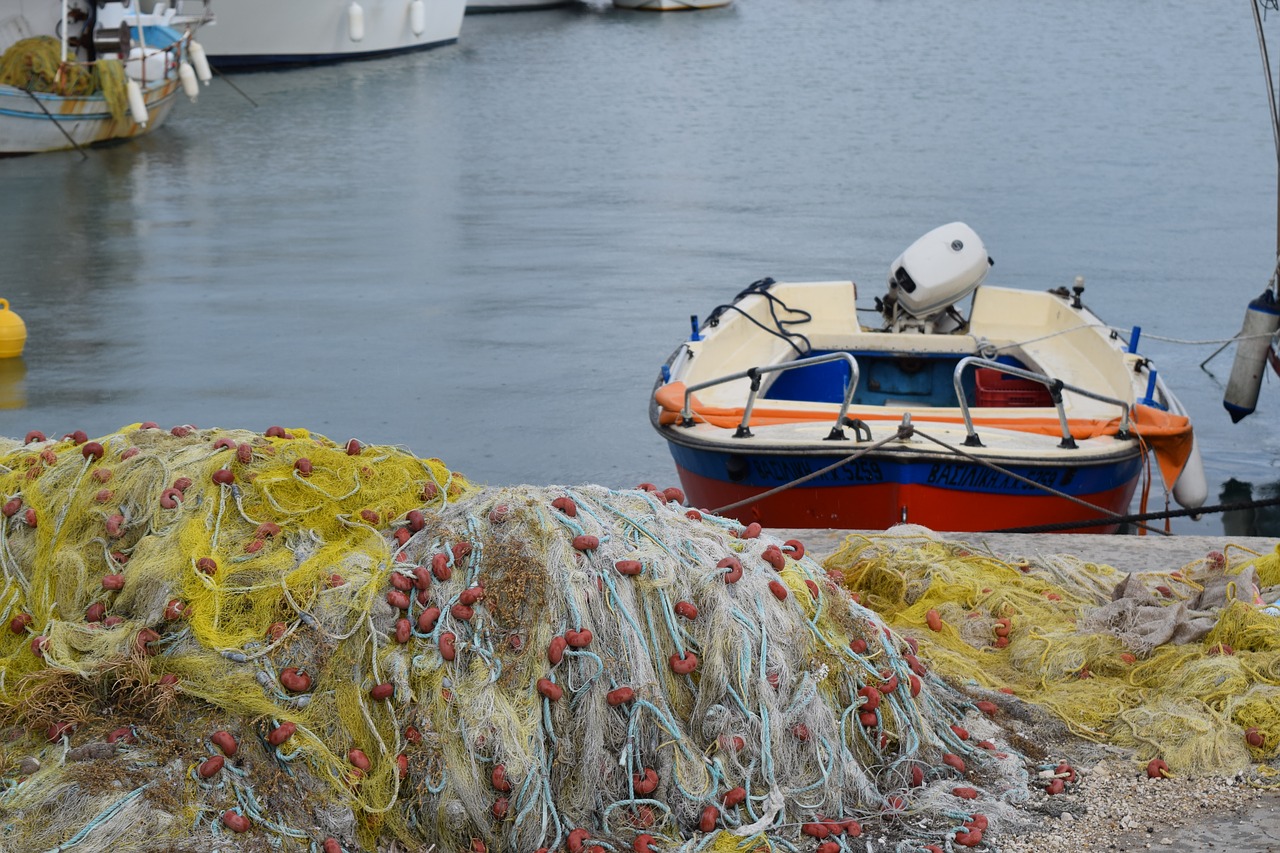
(0, 298, 26, 358)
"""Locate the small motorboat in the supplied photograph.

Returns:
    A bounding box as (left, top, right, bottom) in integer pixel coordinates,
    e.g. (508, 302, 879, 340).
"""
(0, 0, 209, 156)
(650, 222, 1208, 532)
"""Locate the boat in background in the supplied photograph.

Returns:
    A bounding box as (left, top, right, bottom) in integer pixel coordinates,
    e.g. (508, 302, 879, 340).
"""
(0, 0, 209, 156)
(195, 0, 465, 69)
(650, 222, 1208, 532)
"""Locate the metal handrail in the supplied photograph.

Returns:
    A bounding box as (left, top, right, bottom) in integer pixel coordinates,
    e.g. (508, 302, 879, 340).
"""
(679, 353, 861, 441)
(952, 356, 1132, 449)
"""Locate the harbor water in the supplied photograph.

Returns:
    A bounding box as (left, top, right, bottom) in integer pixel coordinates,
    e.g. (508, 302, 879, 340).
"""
(1, 0, 1279, 536)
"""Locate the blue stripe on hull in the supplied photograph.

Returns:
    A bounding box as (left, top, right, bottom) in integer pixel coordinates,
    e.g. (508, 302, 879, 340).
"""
(667, 443, 1143, 498)
(207, 38, 457, 70)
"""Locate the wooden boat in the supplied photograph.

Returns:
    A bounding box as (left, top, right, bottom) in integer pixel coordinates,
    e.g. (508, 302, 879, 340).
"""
(650, 222, 1208, 532)
(0, 1, 206, 156)
(194, 0, 465, 68)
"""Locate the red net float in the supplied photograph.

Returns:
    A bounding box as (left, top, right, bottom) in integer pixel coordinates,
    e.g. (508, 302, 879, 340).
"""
(135, 628, 160, 655)
(345, 439, 362, 456)
(668, 651, 698, 675)
(452, 541, 473, 562)
(953, 829, 983, 848)
(636, 482, 658, 493)
(909, 674, 922, 697)
(394, 618, 412, 644)
(47, 721, 73, 741)
(323, 839, 341, 853)
(492, 797, 509, 819)
(65, 429, 88, 444)
(256, 522, 281, 539)
(405, 725, 422, 744)
(280, 668, 312, 693)
(92, 468, 113, 483)
(102, 616, 122, 627)
(1147, 758, 1170, 779)
(878, 671, 899, 694)
(106, 727, 135, 744)
(360, 509, 380, 525)
(264, 426, 288, 438)
(859, 711, 878, 727)
(1045, 778, 1065, 795)
(857, 685, 881, 711)
(348, 749, 371, 772)
(80, 441, 104, 460)
(768, 580, 787, 601)
(615, 559, 642, 576)
(977, 740, 996, 750)
(951, 725, 969, 741)
(212, 438, 236, 451)
(674, 601, 698, 620)
(850, 637, 867, 654)
(817, 844, 840, 853)
(607, 686, 635, 706)
(412, 566, 432, 591)
(488, 503, 510, 524)
(722, 786, 746, 808)
(266, 622, 287, 642)
(782, 539, 805, 559)
(685, 509, 702, 521)
(975, 700, 999, 716)
(965, 814, 988, 832)
(633, 834, 658, 853)
(548, 636, 567, 665)
(1247, 727, 1265, 748)
(390, 572, 414, 592)
(572, 535, 599, 552)
(717, 556, 742, 584)
(699, 805, 718, 832)
(451, 603, 474, 621)
(267, 721, 296, 746)
(942, 753, 965, 773)
(536, 678, 563, 701)
(491, 764, 513, 792)
(417, 606, 441, 633)
(431, 553, 451, 582)
(93, 488, 113, 504)
(952, 786, 978, 800)
(905, 654, 927, 676)
(8, 613, 30, 633)
(805, 579, 820, 599)
(198, 755, 225, 778)
(401, 511, 425, 535)
(85, 603, 105, 622)
(24, 430, 45, 443)
(1, 498, 20, 517)
(439, 632, 456, 661)
(370, 683, 394, 701)
(761, 545, 785, 571)
(661, 486, 685, 504)
(632, 767, 658, 795)
(566, 629, 592, 648)
(222, 811, 249, 833)
(159, 487, 183, 509)
(925, 609, 943, 631)
(551, 496, 577, 517)
(234, 442, 253, 463)
(211, 469, 234, 485)
(801, 823, 829, 839)
(386, 590, 410, 610)
(211, 731, 237, 756)
(292, 457, 312, 477)
(459, 586, 484, 605)
(718, 734, 745, 752)
(24, 508, 38, 528)
(910, 765, 925, 787)
(841, 819, 862, 837)
(567, 829, 590, 853)
(740, 522, 762, 539)
(244, 538, 265, 554)
(792, 723, 810, 741)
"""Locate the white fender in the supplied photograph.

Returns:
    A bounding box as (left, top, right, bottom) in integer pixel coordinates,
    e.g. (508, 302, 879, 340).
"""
(189, 40, 212, 84)
(409, 0, 427, 36)
(1160, 380, 1208, 511)
(348, 1, 365, 42)
(179, 61, 198, 101)
(1223, 289, 1280, 422)
(126, 78, 148, 126)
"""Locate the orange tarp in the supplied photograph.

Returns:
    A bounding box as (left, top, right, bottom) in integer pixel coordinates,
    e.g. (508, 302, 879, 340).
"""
(653, 381, 1195, 488)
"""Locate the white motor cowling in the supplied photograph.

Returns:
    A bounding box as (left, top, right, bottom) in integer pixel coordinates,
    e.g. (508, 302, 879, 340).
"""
(887, 222, 992, 319)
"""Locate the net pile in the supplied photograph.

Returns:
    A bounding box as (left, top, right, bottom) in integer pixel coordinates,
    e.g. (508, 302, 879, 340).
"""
(0, 36, 129, 122)
(0, 427, 1032, 852)
(824, 527, 1280, 779)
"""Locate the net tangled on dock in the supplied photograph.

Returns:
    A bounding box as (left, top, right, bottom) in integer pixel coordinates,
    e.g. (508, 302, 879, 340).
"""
(0, 37, 129, 122)
(825, 527, 1280, 780)
(0, 427, 1031, 852)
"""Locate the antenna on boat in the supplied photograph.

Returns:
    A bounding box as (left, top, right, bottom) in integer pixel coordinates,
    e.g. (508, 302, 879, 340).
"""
(1252, 0, 1280, 275)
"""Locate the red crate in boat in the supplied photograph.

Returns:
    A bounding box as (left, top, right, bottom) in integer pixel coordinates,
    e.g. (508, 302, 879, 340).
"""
(973, 368, 1054, 408)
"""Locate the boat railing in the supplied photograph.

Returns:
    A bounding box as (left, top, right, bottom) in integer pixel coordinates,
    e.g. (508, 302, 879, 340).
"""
(952, 356, 1132, 449)
(679, 352, 861, 441)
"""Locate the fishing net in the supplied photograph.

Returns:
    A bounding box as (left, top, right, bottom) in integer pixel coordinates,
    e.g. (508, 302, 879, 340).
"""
(824, 527, 1280, 778)
(0, 36, 129, 122)
(0, 427, 1037, 852)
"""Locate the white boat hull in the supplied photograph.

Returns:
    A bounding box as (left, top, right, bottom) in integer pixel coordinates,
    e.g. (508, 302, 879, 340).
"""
(0, 77, 182, 156)
(466, 0, 572, 12)
(613, 0, 730, 9)
(196, 0, 466, 67)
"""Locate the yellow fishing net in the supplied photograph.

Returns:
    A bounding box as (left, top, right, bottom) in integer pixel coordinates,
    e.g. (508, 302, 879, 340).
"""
(0, 36, 129, 122)
(0, 427, 1036, 852)
(825, 527, 1280, 778)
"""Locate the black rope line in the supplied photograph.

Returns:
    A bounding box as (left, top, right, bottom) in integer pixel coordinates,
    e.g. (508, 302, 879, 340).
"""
(703, 278, 814, 357)
(991, 495, 1280, 534)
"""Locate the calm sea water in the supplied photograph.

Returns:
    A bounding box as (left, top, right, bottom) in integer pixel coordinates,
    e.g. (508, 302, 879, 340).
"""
(2, 0, 1279, 536)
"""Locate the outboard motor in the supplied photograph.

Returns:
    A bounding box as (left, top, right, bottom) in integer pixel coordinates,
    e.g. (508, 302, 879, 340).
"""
(881, 222, 994, 333)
